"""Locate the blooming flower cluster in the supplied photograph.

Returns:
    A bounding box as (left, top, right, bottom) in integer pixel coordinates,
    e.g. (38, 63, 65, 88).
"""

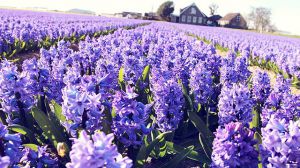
(273, 75, 291, 95)
(95, 58, 119, 90)
(38, 48, 67, 103)
(122, 51, 147, 85)
(234, 56, 251, 83)
(66, 130, 132, 168)
(112, 86, 152, 146)
(62, 82, 105, 135)
(211, 122, 258, 168)
(19, 146, 58, 167)
(220, 52, 236, 85)
(21, 58, 50, 96)
(0, 156, 10, 168)
(0, 60, 34, 124)
(0, 9, 145, 56)
(251, 70, 271, 104)
(1, 121, 58, 168)
(180, 23, 300, 79)
(220, 53, 251, 86)
(218, 83, 253, 125)
(261, 76, 300, 126)
(61, 65, 115, 136)
(261, 116, 300, 167)
(0, 122, 22, 166)
(203, 54, 222, 78)
(151, 75, 184, 132)
(189, 63, 213, 105)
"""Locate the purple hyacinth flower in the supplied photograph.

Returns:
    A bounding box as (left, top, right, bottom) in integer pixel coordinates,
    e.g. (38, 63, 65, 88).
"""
(261, 116, 300, 167)
(0, 60, 34, 123)
(20, 146, 58, 167)
(261, 75, 300, 126)
(0, 122, 22, 166)
(211, 122, 258, 168)
(151, 76, 184, 132)
(112, 85, 152, 146)
(66, 131, 132, 168)
(0, 156, 10, 168)
(189, 63, 214, 105)
(251, 70, 271, 104)
(218, 83, 253, 125)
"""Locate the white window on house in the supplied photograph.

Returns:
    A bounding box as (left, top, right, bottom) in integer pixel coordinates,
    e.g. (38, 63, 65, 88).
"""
(191, 7, 196, 15)
(237, 15, 241, 22)
(181, 15, 186, 22)
(198, 17, 202, 24)
(219, 20, 229, 26)
(193, 16, 197, 23)
(187, 16, 191, 23)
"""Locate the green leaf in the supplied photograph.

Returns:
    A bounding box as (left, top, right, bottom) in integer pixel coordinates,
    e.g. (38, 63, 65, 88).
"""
(37, 95, 47, 114)
(21, 42, 26, 49)
(197, 103, 202, 112)
(111, 108, 117, 118)
(118, 67, 125, 90)
(160, 146, 194, 168)
(31, 106, 66, 148)
(184, 86, 213, 137)
(183, 95, 214, 142)
(150, 130, 168, 158)
(0, 110, 7, 125)
(8, 49, 17, 58)
(166, 141, 210, 164)
(10, 58, 20, 63)
(179, 80, 213, 161)
(142, 65, 150, 82)
(135, 131, 172, 167)
(79, 35, 86, 41)
(46, 99, 70, 148)
(51, 100, 66, 122)
(7, 124, 30, 135)
(178, 138, 202, 150)
(158, 140, 167, 157)
(199, 133, 212, 159)
(23, 144, 39, 152)
(250, 108, 260, 129)
(8, 124, 37, 144)
(102, 108, 113, 134)
(203, 163, 209, 168)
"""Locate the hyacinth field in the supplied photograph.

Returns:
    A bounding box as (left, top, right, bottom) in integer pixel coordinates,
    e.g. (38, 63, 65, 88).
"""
(1, 9, 300, 168)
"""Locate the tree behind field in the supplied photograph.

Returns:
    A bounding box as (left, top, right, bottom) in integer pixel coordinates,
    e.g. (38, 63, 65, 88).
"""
(248, 7, 273, 32)
(157, 1, 174, 21)
(209, 3, 219, 16)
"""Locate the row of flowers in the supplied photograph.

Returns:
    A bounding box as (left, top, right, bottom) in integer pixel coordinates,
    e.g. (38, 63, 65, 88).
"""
(0, 21, 299, 167)
(0, 9, 147, 57)
(177, 23, 300, 81)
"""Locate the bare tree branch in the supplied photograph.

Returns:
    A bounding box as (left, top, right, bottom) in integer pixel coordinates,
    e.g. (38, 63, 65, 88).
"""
(248, 7, 273, 32)
(209, 3, 219, 16)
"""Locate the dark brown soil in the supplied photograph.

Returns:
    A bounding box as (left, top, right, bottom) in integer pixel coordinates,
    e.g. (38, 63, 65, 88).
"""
(69, 44, 79, 52)
(9, 51, 40, 70)
(7, 43, 79, 71)
(144, 157, 201, 168)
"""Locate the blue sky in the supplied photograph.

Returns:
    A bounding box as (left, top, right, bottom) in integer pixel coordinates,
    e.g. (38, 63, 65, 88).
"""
(1, 0, 300, 35)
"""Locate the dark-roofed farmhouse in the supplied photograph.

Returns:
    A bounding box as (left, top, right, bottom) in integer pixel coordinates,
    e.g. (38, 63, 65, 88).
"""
(207, 15, 222, 26)
(218, 13, 247, 29)
(170, 3, 207, 25)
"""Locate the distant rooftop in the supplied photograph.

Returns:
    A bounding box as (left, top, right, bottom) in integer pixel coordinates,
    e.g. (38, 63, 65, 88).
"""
(219, 13, 240, 21)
